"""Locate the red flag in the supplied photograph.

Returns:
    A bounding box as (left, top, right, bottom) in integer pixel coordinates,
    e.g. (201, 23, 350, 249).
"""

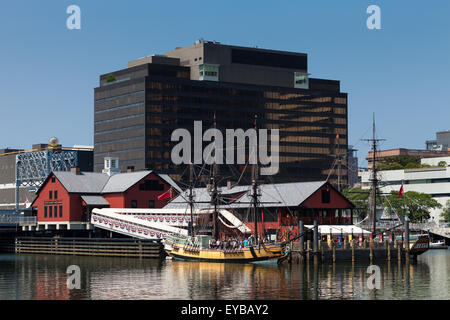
(398, 185, 404, 197)
(158, 187, 173, 201)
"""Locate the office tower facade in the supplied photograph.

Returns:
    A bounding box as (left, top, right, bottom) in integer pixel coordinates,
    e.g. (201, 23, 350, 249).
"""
(94, 40, 348, 185)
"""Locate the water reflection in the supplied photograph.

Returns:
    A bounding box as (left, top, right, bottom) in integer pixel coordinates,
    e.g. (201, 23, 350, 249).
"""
(0, 251, 448, 300)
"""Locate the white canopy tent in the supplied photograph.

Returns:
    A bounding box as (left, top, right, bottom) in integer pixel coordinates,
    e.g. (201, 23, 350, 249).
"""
(304, 225, 371, 235)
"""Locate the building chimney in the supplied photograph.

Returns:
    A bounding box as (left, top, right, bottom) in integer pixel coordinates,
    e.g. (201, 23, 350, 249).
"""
(71, 167, 81, 175)
(127, 166, 135, 173)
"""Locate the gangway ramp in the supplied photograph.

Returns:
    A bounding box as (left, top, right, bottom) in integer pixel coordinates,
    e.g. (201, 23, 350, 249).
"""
(91, 208, 251, 240)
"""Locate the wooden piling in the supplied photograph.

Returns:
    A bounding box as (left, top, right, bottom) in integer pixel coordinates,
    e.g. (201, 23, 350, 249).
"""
(387, 240, 391, 261)
(321, 241, 324, 261)
(351, 241, 355, 262)
(313, 220, 318, 254)
(405, 219, 410, 248)
(299, 220, 305, 263)
(306, 240, 311, 262)
(299, 220, 304, 254)
(332, 242, 336, 263)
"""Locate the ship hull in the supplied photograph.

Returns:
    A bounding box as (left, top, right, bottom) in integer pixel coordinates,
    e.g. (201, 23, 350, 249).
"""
(167, 243, 286, 263)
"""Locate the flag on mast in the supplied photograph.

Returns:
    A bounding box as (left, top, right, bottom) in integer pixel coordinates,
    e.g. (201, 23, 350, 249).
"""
(398, 184, 404, 197)
(158, 187, 174, 201)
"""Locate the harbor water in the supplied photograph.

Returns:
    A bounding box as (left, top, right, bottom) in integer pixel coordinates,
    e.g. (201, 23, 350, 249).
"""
(0, 250, 449, 300)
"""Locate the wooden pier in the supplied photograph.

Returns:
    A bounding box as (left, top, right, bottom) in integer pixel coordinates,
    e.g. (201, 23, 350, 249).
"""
(290, 239, 410, 264)
(15, 237, 165, 259)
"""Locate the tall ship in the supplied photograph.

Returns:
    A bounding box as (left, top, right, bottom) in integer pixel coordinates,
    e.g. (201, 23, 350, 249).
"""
(356, 114, 430, 257)
(164, 116, 289, 263)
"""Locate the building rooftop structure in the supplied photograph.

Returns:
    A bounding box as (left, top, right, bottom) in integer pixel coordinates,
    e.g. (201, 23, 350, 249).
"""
(426, 130, 450, 151)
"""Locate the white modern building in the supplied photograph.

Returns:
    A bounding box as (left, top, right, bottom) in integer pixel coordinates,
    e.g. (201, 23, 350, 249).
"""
(361, 157, 450, 223)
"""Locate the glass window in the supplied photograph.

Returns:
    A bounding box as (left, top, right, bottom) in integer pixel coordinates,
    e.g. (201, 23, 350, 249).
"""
(149, 200, 155, 208)
(54, 190, 58, 199)
(199, 64, 219, 81)
(294, 72, 309, 89)
(49, 190, 53, 200)
(49, 206, 52, 218)
(44, 206, 47, 218)
(51, 176, 56, 183)
(321, 189, 330, 203)
(54, 206, 58, 218)
(131, 200, 138, 208)
(59, 206, 63, 218)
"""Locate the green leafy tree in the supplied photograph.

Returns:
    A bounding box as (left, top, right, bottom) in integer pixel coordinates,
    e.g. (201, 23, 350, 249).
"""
(376, 156, 421, 171)
(405, 162, 419, 169)
(438, 161, 447, 167)
(385, 191, 442, 222)
(441, 200, 450, 222)
(342, 187, 383, 219)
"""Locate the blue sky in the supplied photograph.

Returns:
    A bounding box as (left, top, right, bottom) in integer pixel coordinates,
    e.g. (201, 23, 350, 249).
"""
(0, 0, 449, 166)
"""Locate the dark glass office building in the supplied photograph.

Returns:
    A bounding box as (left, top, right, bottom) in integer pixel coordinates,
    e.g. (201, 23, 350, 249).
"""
(94, 40, 348, 186)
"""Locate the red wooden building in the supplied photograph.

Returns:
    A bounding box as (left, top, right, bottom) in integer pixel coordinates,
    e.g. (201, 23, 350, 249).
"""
(30, 167, 181, 230)
(167, 181, 355, 240)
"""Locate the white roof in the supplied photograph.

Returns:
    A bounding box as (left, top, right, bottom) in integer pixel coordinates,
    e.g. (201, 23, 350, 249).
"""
(102, 171, 152, 193)
(53, 172, 109, 193)
(49, 170, 182, 195)
(166, 181, 329, 209)
(81, 195, 109, 206)
(158, 174, 183, 193)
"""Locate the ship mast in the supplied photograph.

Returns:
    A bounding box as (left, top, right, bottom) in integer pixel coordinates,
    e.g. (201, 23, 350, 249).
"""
(188, 163, 195, 241)
(363, 113, 385, 236)
(210, 112, 220, 240)
(252, 115, 259, 245)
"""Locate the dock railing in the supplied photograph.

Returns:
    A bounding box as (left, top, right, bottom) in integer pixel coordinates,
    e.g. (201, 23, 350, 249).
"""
(0, 214, 36, 225)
